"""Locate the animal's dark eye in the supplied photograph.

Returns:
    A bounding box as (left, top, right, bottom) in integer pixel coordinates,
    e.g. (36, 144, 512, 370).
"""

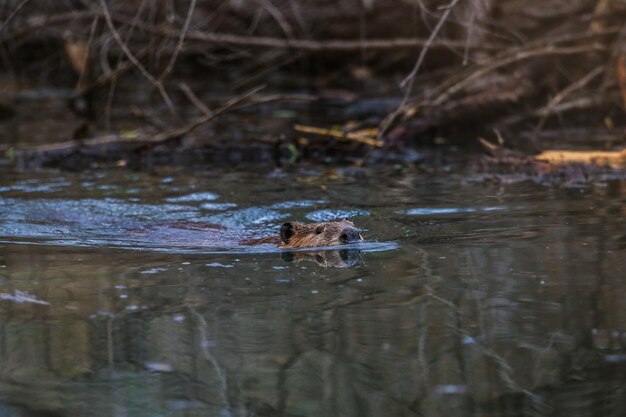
(315, 225, 324, 234)
(280, 222, 295, 243)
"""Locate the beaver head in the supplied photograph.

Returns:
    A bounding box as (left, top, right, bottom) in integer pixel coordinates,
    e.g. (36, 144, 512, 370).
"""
(279, 219, 363, 249)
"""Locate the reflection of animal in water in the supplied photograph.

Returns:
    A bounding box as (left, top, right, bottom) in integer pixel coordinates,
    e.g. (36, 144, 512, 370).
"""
(241, 219, 364, 248)
(281, 249, 363, 268)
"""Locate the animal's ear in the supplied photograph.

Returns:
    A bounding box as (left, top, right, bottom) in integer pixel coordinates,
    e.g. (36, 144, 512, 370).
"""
(280, 222, 295, 243)
(281, 252, 295, 262)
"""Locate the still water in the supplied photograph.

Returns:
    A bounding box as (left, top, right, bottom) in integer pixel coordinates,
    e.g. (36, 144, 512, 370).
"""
(0, 167, 624, 417)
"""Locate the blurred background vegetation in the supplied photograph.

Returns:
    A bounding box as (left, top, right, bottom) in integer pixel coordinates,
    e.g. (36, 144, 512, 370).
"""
(1, 0, 625, 169)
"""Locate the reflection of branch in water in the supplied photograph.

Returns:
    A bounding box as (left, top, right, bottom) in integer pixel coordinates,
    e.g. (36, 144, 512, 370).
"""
(107, 316, 114, 373)
(587, 192, 610, 349)
(415, 247, 441, 284)
(276, 302, 385, 415)
(187, 306, 231, 410)
(424, 283, 543, 407)
(276, 328, 303, 416)
(407, 302, 430, 413)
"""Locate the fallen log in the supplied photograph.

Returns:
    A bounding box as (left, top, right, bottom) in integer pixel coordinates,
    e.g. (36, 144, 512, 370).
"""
(17, 133, 157, 169)
(15, 86, 315, 169)
(535, 148, 626, 168)
(480, 138, 626, 172)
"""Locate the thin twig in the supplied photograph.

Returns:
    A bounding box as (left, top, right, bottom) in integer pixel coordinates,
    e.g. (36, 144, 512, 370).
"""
(496, 92, 618, 127)
(146, 85, 268, 145)
(534, 66, 605, 131)
(294, 124, 382, 147)
(536, 95, 612, 116)
(380, 0, 460, 139)
(77, 46, 155, 98)
(432, 44, 607, 105)
(239, 92, 317, 105)
(255, 0, 295, 40)
(0, 10, 505, 51)
(18, 85, 295, 165)
(130, 105, 167, 131)
(187, 306, 231, 410)
(0, 0, 32, 30)
(98, 0, 155, 83)
(179, 82, 211, 116)
(75, 16, 100, 91)
(185, 25, 489, 52)
(129, 86, 315, 147)
(98, 0, 180, 120)
(158, 0, 197, 82)
(400, 0, 460, 89)
(3, 9, 623, 55)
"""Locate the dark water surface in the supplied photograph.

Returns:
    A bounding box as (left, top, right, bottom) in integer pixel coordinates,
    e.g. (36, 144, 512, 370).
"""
(0, 167, 624, 417)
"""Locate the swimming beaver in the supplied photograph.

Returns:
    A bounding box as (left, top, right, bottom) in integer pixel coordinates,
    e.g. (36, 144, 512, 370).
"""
(241, 219, 363, 248)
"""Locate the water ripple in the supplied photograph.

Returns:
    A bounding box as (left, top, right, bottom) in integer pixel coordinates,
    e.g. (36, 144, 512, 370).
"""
(166, 192, 219, 203)
(306, 209, 370, 222)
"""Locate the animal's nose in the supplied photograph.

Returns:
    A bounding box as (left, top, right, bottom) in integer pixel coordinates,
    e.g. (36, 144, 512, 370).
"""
(340, 226, 363, 243)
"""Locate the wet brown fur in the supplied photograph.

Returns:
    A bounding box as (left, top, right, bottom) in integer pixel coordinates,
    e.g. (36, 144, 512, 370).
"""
(241, 220, 363, 248)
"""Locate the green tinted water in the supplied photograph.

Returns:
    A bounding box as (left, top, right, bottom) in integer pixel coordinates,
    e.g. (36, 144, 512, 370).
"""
(0, 167, 624, 417)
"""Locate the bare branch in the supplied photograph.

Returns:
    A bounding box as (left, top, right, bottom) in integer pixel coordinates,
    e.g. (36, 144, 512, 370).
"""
(0, 0, 32, 30)
(158, 0, 197, 82)
(98, 0, 179, 120)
